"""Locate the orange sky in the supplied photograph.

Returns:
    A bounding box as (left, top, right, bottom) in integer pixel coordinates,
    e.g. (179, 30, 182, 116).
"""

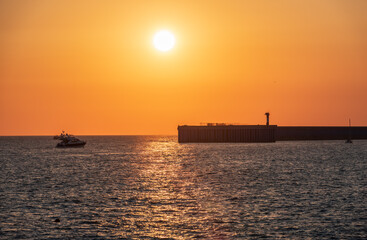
(1, 0, 367, 135)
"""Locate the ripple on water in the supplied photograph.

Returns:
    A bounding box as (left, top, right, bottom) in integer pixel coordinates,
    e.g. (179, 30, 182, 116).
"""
(0, 136, 366, 239)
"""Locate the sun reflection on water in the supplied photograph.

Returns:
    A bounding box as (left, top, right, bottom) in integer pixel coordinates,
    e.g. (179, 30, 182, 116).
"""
(107, 139, 231, 239)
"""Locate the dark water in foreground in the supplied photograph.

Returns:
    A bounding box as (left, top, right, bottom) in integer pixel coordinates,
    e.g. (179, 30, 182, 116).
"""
(0, 136, 366, 239)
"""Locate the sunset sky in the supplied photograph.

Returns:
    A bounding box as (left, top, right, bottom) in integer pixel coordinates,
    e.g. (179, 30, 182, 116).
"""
(1, 0, 367, 135)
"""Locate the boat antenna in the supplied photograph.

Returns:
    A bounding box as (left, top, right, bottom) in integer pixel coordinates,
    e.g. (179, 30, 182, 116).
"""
(346, 118, 353, 143)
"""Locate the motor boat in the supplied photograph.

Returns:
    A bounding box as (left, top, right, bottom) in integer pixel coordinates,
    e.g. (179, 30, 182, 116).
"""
(54, 132, 86, 148)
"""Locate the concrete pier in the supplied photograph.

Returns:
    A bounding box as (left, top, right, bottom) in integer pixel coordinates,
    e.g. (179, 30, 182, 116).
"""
(277, 126, 367, 141)
(178, 125, 276, 143)
(178, 125, 367, 143)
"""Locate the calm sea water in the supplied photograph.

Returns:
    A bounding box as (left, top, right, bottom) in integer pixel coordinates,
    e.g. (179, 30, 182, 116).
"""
(0, 136, 366, 239)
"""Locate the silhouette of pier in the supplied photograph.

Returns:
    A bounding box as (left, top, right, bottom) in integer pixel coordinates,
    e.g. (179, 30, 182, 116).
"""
(178, 113, 367, 143)
(178, 125, 367, 143)
(178, 124, 277, 143)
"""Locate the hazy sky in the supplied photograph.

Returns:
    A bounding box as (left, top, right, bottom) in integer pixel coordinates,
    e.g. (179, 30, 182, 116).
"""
(1, 0, 367, 135)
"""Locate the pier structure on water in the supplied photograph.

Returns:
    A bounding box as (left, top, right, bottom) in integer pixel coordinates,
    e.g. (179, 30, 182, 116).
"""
(177, 113, 367, 143)
(178, 124, 277, 143)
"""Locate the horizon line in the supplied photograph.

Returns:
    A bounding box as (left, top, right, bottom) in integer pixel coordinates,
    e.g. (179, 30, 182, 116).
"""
(0, 134, 178, 137)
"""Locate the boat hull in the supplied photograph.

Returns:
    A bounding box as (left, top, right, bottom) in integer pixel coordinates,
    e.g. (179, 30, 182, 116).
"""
(56, 142, 86, 148)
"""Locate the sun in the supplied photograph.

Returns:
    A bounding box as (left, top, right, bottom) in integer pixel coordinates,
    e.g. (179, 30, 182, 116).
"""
(153, 30, 175, 52)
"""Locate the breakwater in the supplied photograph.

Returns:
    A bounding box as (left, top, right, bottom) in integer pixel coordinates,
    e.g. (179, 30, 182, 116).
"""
(177, 125, 367, 143)
(277, 126, 367, 141)
(178, 125, 276, 143)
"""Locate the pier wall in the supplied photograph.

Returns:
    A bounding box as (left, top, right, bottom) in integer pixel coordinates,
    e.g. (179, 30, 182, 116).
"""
(178, 125, 276, 143)
(178, 125, 367, 143)
(276, 126, 367, 141)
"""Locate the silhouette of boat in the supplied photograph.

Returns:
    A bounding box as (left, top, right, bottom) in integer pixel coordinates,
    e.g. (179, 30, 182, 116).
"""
(54, 132, 86, 148)
(346, 119, 353, 143)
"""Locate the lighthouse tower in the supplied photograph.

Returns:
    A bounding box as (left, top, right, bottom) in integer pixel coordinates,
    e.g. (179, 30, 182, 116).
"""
(265, 112, 270, 126)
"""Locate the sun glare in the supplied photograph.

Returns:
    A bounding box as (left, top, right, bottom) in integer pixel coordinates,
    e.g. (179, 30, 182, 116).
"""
(153, 30, 175, 52)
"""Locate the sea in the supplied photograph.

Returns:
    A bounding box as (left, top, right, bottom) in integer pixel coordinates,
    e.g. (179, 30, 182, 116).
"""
(0, 136, 366, 239)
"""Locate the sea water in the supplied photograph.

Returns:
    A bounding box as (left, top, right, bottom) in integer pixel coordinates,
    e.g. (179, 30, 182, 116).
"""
(0, 136, 366, 239)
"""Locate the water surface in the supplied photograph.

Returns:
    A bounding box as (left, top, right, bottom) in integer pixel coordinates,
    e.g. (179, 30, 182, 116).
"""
(0, 136, 366, 239)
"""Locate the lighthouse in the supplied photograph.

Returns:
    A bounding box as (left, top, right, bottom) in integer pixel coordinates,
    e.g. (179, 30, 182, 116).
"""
(265, 112, 270, 126)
